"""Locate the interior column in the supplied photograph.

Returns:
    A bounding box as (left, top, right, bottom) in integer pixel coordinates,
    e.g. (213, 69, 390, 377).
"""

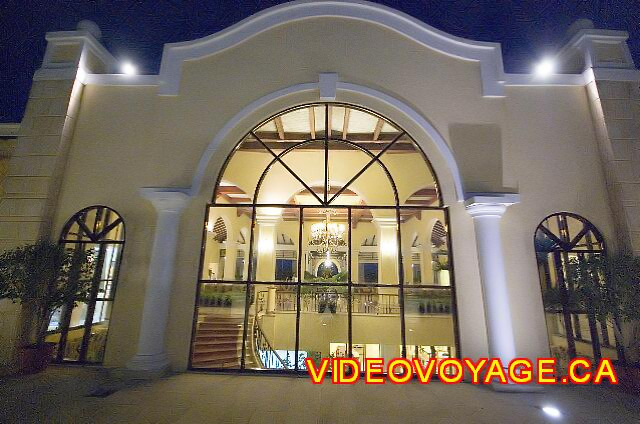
(224, 238, 238, 280)
(256, 214, 278, 313)
(127, 188, 190, 374)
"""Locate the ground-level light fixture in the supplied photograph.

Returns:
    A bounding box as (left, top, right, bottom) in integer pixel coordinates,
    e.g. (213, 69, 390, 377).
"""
(535, 58, 555, 78)
(121, 62, 137, 76)
(542, 405, 562, 419)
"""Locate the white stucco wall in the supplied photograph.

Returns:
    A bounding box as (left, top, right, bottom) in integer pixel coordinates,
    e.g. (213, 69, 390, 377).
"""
(48, 14, 614, 371)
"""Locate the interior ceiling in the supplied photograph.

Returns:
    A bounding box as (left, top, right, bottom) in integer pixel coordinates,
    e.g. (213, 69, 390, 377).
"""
(250, 105, 412, 152)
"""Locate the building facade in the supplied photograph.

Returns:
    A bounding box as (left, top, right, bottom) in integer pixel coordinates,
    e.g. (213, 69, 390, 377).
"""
(1, 1, 639, 385)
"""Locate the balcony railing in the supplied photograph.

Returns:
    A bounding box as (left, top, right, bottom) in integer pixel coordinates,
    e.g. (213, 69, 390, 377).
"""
(256, 289, 452, 315)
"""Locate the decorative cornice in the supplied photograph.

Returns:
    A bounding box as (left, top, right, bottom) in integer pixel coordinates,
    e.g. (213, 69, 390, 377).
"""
(83, 74, 160, 86)
(155, 0, 506, 96)
(465, 193, 520, 218)
(139, 187, 191, 213)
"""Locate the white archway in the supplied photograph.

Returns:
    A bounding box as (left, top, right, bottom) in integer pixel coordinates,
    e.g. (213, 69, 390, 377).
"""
(189, 80, 465, 203)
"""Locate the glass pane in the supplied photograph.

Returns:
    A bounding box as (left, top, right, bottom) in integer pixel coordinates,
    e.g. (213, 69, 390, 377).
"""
(344, 106, 402, 152)
(255, 104, 325, 145)
(404, 287, 456, 372)
(351, 208, 398, 285)
(351, 287, 401, 368)
(192, 283, 247, 369)
(302, 208, 348, 283)
(598, 319, 618, 361)
(56, 302, 90, 361)
(215, 134, 273, 204)
(347, 160, 396, 206)
(62, 207, 124, 243)
(251, 207, 300, 282)
(245, 284, 297, 370)
(299, 284, 348, 372)
(256, 161, 320, 205)
(84, 301, 112, 363)
(327, 140, 372, 206)
(546, 312, 572, 374)
(280, 140, 326, 201)
(379, 135, 439, 206)
(400, 209, 449, 286)
(202, 207, 252, 281)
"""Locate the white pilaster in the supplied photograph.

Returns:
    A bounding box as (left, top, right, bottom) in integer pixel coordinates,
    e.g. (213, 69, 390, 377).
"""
(374, 217, 398, 285)
(465, 194, 526, 391)
(127, 188, 190, 373)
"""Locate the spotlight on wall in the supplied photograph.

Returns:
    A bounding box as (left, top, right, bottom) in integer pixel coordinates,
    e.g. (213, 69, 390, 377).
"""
(121, 62, 137, 76)
(541, 406, 561, 419)
(534, 58, 555, 78)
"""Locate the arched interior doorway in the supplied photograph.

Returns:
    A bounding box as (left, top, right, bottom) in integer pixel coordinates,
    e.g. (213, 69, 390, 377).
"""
(534, 212, 618, 373)
(191, 103, 457, 372)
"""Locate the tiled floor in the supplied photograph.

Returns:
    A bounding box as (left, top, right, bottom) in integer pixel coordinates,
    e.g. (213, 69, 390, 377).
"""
(1, 366, 639, 423)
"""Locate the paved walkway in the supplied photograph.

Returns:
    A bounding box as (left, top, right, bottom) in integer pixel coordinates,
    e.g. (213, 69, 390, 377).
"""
(1, 366, 639, 423)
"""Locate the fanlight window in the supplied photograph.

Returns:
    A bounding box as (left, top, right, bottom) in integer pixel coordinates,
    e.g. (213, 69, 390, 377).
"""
(534, 212, 617, 374)
(46, 206, 125, 363)
(192, 103, 456, 373)
(215, 103, 440, 207)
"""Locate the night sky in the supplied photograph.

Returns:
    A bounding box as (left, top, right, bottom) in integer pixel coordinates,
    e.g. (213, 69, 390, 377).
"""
(1, 0, 638, 123)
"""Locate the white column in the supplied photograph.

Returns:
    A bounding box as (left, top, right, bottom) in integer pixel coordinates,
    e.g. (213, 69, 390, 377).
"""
(375, 217, 398, 285)
(465, 194, 520, 386)
(127, 188, 190, 373)
(223, 239, 238, 280)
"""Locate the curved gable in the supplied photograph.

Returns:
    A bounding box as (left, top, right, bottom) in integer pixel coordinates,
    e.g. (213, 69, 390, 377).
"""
(157, 0, 506, 96)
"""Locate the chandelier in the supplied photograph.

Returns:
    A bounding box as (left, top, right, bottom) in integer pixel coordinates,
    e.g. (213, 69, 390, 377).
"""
(309, 211, 346, 256)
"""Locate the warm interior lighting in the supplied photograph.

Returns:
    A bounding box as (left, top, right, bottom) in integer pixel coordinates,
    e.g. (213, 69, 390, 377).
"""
(381, 239, 397, 255)
(258, 237, 273, 253)
(121, 62, 137, 75)
(542, 406, 561, 418)
(309, 211, 346, 255)
(535, 58, 555, 78)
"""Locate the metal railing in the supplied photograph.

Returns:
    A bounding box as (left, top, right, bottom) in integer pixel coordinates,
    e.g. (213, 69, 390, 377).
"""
(256, 290, 454, 315)
(252, 314, 291, 370)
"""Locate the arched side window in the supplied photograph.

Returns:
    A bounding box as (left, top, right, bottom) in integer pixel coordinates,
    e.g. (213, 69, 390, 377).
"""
(192, 103, 457, 373)
(534, 212, 616, 373)
(46, 206, 125, 363)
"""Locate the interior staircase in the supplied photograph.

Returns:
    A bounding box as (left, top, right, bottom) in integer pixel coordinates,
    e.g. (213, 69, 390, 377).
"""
(191, 314, 257, 369)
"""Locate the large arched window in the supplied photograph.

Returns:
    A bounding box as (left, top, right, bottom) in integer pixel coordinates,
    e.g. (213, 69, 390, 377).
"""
(534, 212, 617, 373)
(191, 103, 457, 373)
(46, 206, 125, 363)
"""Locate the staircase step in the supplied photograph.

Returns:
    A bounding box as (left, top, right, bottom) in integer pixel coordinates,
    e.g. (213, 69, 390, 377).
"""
(193, 347, 240, 355)
(193, 339, 242, 346)
(197, 325, 243, 332)
(192, 352, 243, 362)
(192, 359, 241, 368)
(201, 315, 244, 323)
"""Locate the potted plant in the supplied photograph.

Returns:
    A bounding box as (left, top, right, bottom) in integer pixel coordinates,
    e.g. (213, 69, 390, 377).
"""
(224, 295, 232, 307)
(568, 254, 640, 392)
(0, 240, 92, 374)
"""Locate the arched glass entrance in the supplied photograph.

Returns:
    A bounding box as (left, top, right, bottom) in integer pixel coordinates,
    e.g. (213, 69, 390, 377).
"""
(190, 103, 458, 372)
